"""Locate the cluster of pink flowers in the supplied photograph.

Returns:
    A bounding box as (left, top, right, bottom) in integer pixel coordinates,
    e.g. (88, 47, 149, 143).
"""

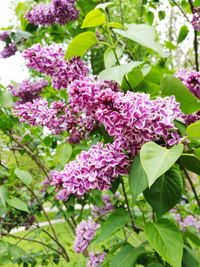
(49, 142, 130, 200)
(14, 99, 68, 134)
(191, 7, 200, 32)
(173, 213, 200, 231)
(25, 0, 79, 26)
(87, 252, 106, 267)
(23, 44, 88, 89)
(96, 89, 182, 154)
(91, 194, 113, 218)
(9, 79, 48, 103)
(176, 70, 200, 124)
(0, 43, 17, 58)
(74, 219, 100, 253)
(0, 31, 9, 41)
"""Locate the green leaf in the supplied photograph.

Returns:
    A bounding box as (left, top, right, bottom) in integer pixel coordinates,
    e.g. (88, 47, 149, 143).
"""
(0, 91, 13, 107)
(95, 208, 129, 243)
(55, 143, 72, 167)
(95, 2, 113, 10)
(144, 218, 183, 267)
(144, 168, 182, 216)
(7, 197, 29, 213)
(187, 120, 200, 141)
(179, 154, 200, 175)
(140, 142, 183, 186)
(184, 230, 200, 246)
(129, 155, 148, 203)
(110, 244, 145, 267)
(8, 244, 25, 259)
(126, 69, 144, 88)
(177, 25, 189, 44)
(0, 186, 8, 207)
(65, 32, 98, 59)
(15, 168, 32, 186)
(182, 245, 200, 267)
(104, 46, 123, 69)
(81, 9, 106, 28)
(114, 23, 165, 57)
(99, 61, 143, 85)
(161, 76, 200, 114)
(147, 264, 164, 267)
(158, 11, 166, 20)
(107, 22, 124, 29)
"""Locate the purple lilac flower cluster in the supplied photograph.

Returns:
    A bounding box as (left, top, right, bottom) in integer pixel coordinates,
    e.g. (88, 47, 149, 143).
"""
(176, 70, 200, 124)
(49, 142, 130, 200)
(73, 219, 100, 253)
(91, 194, 113, 218)
(0, 31, 9, 41)
(23, 44, 88, 89)
(191, 7, 200, 32)
(0, 43, 17, 58)
(87, 252, 106, 267)
(14, 99, 68, 134)
(25, 0, 79, 26)
(96, 89, 182, 154)
(9, 80, 48, 103)
(173, 213, 200, 231)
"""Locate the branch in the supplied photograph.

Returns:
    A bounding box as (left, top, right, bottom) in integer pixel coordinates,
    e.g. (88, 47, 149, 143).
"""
(171, 0, 190, 23)
(121, 179, 140, 233)
(183, 168, 200, 208)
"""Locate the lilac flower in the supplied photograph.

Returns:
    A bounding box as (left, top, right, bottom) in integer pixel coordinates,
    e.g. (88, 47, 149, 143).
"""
(173, 213, 200, 232)
(9, 80, 48, 103)
(87, 252, 106, 267)
(0, 31, 9, 41)
(0, 43, 17, 58)
(52, 0, 79, 25)
(96, 89, 181, 155)
(192, 7, 200, 32)
(176, 70, 200, 99)
(14, 99, 68, 134)
(91, 194, 113, 218)
(25, 4, 55, 26)
(23, 44, 88, 89)
(25, 0, 79, 26)
(74, 219, 100, 253)
(49, 142, 130, 200)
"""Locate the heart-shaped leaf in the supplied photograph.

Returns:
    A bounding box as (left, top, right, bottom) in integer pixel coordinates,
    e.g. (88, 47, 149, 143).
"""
(144, 218, 183, 267)
(140, 142, 183, 186)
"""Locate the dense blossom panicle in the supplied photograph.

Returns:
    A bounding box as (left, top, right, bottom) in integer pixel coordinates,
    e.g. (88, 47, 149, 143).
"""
(68, 77, 119, 115)
(23, 44, 88, 89)
(191, 7, 200, 31)
(49, 142, 130, 200)
(91, 194, 113, 218)
(25, 0, 79, 26)
(0, 43, 17, 58)
(14, 99, 69, 134)
(74, 219, 100, 253)
(176, 70, 200, 99)
(52, 0, 79, 25)
(96, 89, 181, 155)
(25, 4, 55, 26)
(9, 80, 48, 103)
(0, 31, 9, 41)
(173, 213, 200, 231)
(87, 252, 106, 267)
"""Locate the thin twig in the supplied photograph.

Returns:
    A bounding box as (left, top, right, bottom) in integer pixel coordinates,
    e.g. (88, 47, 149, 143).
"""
(171, 0, 190, 23)
(119, 0, 124, 25)
(183, 168, 200, 208)
(121, 179, 140, 233)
